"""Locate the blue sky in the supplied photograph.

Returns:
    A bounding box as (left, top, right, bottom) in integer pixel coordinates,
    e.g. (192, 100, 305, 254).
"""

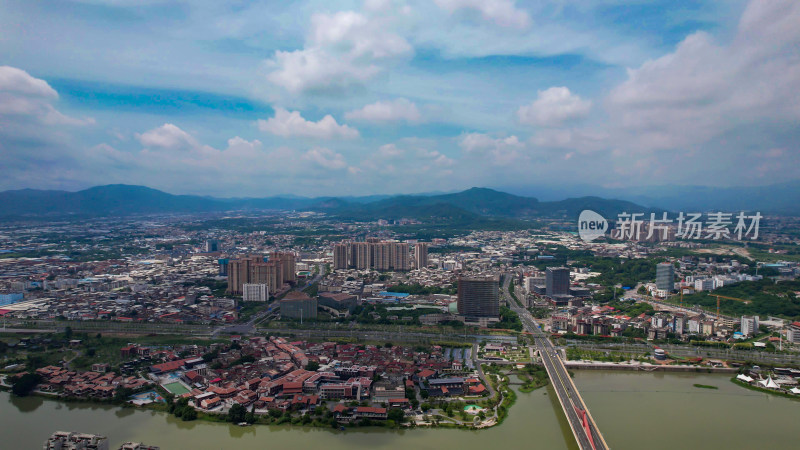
(1, 0, 798, 197)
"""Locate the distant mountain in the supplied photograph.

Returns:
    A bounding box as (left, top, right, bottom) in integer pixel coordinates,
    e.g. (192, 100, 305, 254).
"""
(0, 185, 223, 217)
(606, 181, 800, 215)
(320, 187, 654, 220)
(503, 180, 800, 215)
(0, 184, 654, 221)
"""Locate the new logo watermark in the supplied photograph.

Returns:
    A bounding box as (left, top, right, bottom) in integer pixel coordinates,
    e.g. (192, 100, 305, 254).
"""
(577, 210, 762, 242)
(578, 210, 608, 242)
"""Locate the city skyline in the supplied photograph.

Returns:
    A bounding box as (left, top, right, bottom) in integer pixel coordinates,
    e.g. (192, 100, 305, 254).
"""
(2, 0, 799, 197)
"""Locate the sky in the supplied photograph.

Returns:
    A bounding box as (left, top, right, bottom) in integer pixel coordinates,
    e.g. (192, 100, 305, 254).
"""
(1, 0, 799, 198)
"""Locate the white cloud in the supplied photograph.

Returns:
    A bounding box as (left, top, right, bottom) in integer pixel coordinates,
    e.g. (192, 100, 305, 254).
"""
(345, 98, 421, 122)
(136, 123, 198, 149)
(303, 147, 347, 170)
(606, 0, 800, 151)
(459, 133, 525, 165)
(257, 107, 359, 139)
(0, 65, 94, 127)
(378, 143, 404, 158)
(530, 128, 608, 153)
(517, 87, 592, 127)
(0, 65, 58, 98)
(434, 0, 530, 29)
(265, 11, 412, 94)
(266, 49, 380, 94)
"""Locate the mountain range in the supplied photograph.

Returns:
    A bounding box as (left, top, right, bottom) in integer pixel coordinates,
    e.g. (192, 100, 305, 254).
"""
(502, 180, 800, 215)
(0, 185, 654, 221)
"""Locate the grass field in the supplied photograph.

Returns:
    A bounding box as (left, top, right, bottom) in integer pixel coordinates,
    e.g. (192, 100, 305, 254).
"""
(162, 381, 190, 395)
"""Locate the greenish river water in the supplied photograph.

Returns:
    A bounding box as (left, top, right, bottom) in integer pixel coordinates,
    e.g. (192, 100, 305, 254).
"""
(2, 371, 798, 449)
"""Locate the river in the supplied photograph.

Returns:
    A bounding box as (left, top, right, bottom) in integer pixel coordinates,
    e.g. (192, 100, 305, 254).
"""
(2, 371, 798, 449)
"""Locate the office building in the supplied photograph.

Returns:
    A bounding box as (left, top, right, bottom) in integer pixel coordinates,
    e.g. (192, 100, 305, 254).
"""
(545, 267, 570, 297)
(217, 258, 229, 276)
(414, 243, 429, 269)
(656, 262, 675, 292)
(741, 315, 759, 336)
(457, 275, 500, 325)
(204, 239, 219, 253)
(280, 291, 317, 321)
(242, 283, 268, 302)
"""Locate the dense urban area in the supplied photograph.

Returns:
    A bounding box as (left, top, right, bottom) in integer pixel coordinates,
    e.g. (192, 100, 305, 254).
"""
(1, 207, 800, 450)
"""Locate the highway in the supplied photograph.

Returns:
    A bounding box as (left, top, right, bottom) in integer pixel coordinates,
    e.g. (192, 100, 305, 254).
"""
(502, 274, 609, 450)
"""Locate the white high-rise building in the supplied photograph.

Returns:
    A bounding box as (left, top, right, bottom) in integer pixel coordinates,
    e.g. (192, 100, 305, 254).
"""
(242, 283, 268, 302)
(741, 315, 759, 336)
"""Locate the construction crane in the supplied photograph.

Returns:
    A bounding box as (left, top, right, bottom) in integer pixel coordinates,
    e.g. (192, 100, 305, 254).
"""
(713, 294, 750, 320)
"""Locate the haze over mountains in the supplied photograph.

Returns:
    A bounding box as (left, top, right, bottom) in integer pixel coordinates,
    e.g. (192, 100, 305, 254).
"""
(0, 185, 651, 220)
(504, 181, 800, 215)
(0, 182, 796, 220)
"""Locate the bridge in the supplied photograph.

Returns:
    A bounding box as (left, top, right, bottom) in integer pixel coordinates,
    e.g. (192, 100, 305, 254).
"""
(503, 275, 609, 450)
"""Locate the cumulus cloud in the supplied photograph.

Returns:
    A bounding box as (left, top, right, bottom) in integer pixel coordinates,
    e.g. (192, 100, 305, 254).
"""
(606, 0, 800, 151)
(136, 123, 198, 149)
(0, 65, 94, 127)
(345, 98, 421, 122)
(459, 133, 525, 165)
(265, 11, 412, 94)
(303, 147, 347, 169)
(257, 107, 359, 139)
(517, 87, 592, 127)
(434, 0, 530, 29)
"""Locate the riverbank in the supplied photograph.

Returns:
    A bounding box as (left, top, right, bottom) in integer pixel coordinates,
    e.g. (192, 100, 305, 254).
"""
(729, 377, 800, 400)
(565, 361, 738, 373)
(4, 371, 800, 449)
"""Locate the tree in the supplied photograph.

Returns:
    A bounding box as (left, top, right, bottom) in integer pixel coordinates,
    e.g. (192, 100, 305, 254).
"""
(387, 408, 405, 423)
(11, 373, 42, 397)
(305, 361, 320, 371)
(228, 403, 247, 423)
(182, 408, 198, 421)
(244, 405, 257, 424)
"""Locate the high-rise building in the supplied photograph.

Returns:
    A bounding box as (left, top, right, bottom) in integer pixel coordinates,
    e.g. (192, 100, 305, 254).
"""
(741, 315, 759, 336)
(242, 283, 268, 302)
(331, 240, 410, 271)
(352, 242, 370, 269)
(414, 243, 428, 269)
(656, 262, 675, 292)
(217, 258, 229, 276)
(204, 239, 219, 252)
(270, 252, 296, 283)
(545, 267, 570, 297)
(227, 258, 253, 295)
(394, 242, 410, 271)
(333, 243, 349, 270)
(280, 291, 317, 321)
(227, 255, 289, 296)
(457, 275, 500, 322)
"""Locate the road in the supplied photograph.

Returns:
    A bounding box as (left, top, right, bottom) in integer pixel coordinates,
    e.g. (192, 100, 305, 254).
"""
(213, 263, 325, 336)
(503, 273, 609, 450)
